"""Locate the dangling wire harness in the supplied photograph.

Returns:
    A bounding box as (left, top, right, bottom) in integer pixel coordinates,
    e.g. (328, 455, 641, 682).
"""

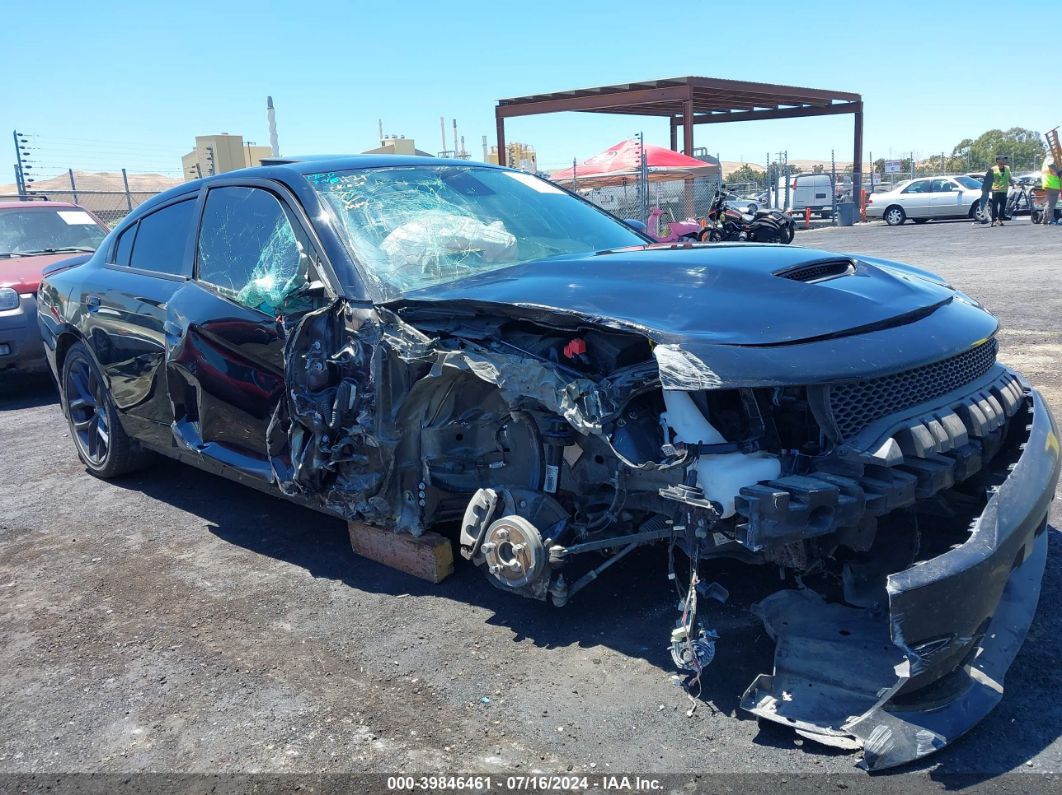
(667, 517, 726, 717)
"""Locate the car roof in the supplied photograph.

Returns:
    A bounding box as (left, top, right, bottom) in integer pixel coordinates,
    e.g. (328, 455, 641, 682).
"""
(127, 154, 512, 223)
(237, 153, 499, 177)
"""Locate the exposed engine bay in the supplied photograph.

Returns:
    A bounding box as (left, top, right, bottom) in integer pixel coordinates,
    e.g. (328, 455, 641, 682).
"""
(266, 296, 1057, 771)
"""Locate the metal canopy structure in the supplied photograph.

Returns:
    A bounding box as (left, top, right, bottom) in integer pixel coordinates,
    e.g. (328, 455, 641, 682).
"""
(495, 76, 863, 193)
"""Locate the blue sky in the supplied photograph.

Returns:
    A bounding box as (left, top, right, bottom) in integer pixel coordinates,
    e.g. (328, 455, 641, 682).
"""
(2, 0, 1056, 181)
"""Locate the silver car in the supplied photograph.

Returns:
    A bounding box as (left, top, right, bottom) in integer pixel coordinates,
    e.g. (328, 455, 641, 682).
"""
(865, 175, 985, 225)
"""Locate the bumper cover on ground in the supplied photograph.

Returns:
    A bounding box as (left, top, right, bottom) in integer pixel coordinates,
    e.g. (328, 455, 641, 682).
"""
(740, 385, 1060, 770)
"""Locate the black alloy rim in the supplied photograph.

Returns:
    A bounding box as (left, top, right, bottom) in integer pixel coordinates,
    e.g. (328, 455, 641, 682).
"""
(65, 358, 110, 466)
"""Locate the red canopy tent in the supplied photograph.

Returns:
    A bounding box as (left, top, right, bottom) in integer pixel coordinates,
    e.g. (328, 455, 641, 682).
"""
(549, 139, 717, 188)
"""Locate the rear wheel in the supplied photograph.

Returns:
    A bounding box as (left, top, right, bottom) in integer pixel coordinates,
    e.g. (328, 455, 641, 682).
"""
(61, 342, 152, 478)
(750, 223, 783, 243)
(883, 206, 906, 225)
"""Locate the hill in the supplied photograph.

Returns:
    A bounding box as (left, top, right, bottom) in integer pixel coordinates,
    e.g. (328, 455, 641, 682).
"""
(0, 170, 181, 196)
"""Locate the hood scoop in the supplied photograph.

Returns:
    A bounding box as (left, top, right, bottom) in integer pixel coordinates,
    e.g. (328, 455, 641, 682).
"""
(776, 258, 855, 283)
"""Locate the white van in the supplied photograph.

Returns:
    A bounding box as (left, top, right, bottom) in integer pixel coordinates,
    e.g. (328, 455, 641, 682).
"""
(775, 173, 834, 216)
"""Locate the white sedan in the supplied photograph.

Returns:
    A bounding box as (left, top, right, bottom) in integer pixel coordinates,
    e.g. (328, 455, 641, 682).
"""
(866, 175, 986, 225)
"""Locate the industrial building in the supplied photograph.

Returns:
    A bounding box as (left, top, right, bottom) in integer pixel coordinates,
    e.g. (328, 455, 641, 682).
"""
(487, 143, 537, 172)
(362, 136, 434, 157)
(181, 134, 272, 181)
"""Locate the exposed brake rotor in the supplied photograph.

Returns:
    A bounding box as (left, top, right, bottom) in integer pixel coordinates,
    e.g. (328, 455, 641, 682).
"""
(461, 487, 568, 599)
(480, 515, 545, 590)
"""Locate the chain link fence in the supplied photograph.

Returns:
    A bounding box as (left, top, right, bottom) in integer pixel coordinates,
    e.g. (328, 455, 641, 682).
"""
(0, 190, 162, 227)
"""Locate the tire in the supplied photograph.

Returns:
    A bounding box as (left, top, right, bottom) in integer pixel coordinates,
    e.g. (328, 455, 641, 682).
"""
(883, 206, 906, 225)
(1031, 209, 1043, 224)
(61, 341, 153, 478)
(784, 222, 796, 243)
(912, 218, 928, 224)
(970, 202, 987, 222)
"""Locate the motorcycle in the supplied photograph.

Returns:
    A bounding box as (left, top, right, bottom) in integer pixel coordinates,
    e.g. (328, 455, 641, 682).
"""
(702, 186, 796, 244)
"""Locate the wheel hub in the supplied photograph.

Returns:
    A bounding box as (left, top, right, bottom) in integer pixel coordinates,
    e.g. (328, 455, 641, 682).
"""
(480, 515, 545, 589)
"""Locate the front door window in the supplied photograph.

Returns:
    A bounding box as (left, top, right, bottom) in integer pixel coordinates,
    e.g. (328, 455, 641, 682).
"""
(197, 186, 314, 316)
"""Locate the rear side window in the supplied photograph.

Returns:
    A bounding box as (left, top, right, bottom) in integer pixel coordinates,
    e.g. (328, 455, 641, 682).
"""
(128, 199, 195, 275)
(112, 224, 136, 266)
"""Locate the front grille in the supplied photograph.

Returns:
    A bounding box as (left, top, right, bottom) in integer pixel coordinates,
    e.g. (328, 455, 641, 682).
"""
(828, 338, 998, 439)
(777, 259, 854, 283)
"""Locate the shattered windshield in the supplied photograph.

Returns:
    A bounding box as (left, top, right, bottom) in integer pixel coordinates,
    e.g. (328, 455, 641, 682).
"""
(309, 165, 646, 297)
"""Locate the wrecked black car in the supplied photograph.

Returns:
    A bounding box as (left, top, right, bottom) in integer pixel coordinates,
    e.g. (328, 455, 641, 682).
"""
(37, 156, 1059, 770)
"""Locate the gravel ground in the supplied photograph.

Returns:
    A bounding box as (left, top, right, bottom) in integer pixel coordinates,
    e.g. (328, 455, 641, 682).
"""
(1, 219, 1060, 792)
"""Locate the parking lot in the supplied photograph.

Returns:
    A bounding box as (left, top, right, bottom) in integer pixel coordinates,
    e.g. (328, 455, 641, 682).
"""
(2, 219, 1061, 789)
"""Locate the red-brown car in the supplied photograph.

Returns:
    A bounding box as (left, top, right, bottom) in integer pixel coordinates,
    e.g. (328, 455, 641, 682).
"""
(0, 200, 109, 371)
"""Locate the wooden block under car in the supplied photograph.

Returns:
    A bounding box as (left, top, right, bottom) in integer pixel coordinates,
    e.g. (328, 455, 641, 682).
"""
(347, 521, 454, 583)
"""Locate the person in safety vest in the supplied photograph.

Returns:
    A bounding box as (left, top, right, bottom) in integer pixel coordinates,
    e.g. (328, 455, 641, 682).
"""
(986, 154, 1012, 226)
(1041, 155, 1061, 226)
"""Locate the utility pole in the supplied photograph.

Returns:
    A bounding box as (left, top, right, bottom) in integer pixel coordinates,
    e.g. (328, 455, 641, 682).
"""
(766, 151, 772, 206)
(778, 150, 789, 208)
(12, 130, 28, 198)
(68, 169, 78, 204)
(635, 132, 649, 224)
(122, 169, 133, 211)
(830, 149, 837, 225)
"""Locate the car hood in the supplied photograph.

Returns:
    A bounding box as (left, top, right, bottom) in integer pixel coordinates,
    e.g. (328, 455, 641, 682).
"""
(0, 251, 89, 293)
(399, 245, 958, 346)
(395, 245, 998, 389)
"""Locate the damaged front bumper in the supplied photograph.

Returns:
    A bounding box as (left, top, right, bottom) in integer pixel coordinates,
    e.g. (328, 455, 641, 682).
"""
(740, 384, 1060, 770)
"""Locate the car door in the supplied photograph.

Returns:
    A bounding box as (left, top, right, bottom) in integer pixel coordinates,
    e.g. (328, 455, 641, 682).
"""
(899, 179, 932, 216)
(83, 195, 198, 447)
(927, 178, 964, 217)
(162, 181, 327, 482)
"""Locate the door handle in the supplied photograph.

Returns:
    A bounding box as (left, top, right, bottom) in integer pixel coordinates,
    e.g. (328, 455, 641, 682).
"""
(85, 295, 101, 312)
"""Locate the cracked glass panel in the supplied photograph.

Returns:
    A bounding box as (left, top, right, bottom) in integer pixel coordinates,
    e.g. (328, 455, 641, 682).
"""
(198, 186, 311, 315)
(310, 165, 646, 298)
